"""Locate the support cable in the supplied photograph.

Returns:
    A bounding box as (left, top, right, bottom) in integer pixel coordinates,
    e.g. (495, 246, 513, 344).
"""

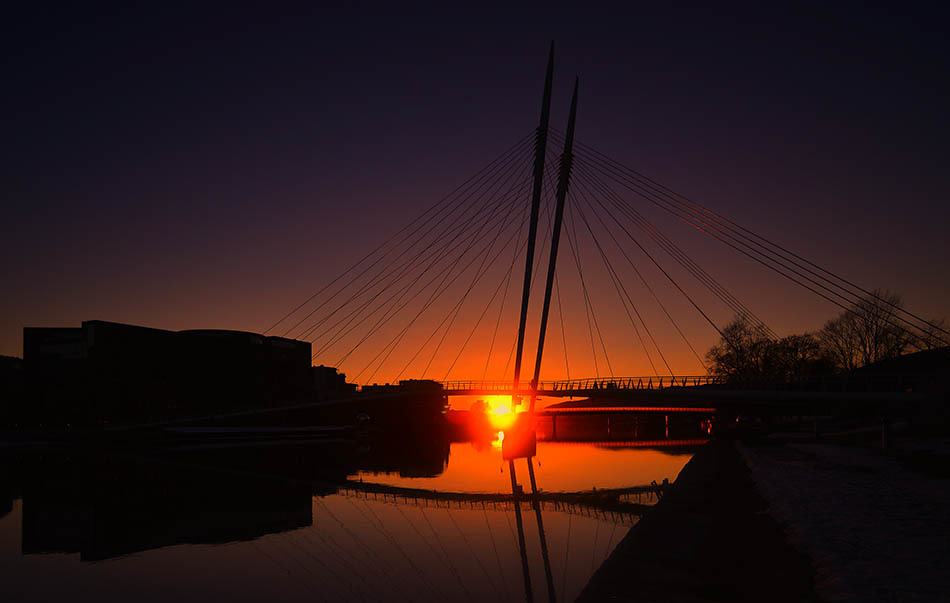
(537, 158, 583, 380)
(316, 158, 534, 362)
(590, 519, 601, 576)
(571, 137, 950, 340)
(571, 190, 667, 375)
(573, 146, 948, 347)
(268, 533, 354, 601)
(265, 132, 533, 335)
(590, 155, 939, 344)
(567, 159, 731, 340)
(503, 160, 559, 378)
(294, 526, 380, 599)
(483, 156, 557, 380)
(418, 187, 531, 379)
(555, 273, 571, 380)
(281, 532, 370, 602)
(443, 199, 531, 380)
(356, 199, 520, 382)
(483, 507, 513, 600)
(350, 498, 447, 600)
(313, 497, 398, 575)
(298, 141, 534, 344)
(564, 202, 614, 376)
(555, 133, 770, 338)
(248, 540, 330, 602)
(558, 132, 774, 336)
(318, 159, 535, 363)
(586, 153, 874, 321)
(445, 507, 505, 601)
(281, 135, 532, 339)
(416, 508, 477, 602)
(301, 510, 403, 600)
(572, 167, 706, 368)
(482, 240, 521, 380)
(559, 513, 573, 602)
(362, 185, 529, 383)
(412, 190, 533, 380)
(394, 505, 474, 602)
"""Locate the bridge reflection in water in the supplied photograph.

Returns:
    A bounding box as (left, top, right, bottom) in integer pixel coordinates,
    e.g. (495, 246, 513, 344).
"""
(0, 412, 709, 602)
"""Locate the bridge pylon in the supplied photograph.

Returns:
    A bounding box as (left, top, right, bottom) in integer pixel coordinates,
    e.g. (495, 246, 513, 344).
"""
(511, 45, 581, 414)
(512, 42, 555, 408)
(529, 77, 578, 412)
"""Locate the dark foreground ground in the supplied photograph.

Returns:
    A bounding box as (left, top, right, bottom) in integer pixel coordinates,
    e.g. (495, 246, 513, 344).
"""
(577, 438, 819, 602)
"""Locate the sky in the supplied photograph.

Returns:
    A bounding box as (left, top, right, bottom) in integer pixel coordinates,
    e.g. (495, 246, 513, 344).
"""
(2, 3, 948, 380)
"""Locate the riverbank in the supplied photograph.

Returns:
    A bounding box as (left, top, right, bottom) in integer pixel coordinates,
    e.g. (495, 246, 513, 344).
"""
(739, 435, 950, 602)
(579, 429, 950, 602)
(577, 438, 819, 602)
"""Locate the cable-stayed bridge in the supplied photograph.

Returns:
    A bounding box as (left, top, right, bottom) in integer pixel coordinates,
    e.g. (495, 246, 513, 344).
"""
(265, 44, 948, 411)
(119, 46, 947, 603)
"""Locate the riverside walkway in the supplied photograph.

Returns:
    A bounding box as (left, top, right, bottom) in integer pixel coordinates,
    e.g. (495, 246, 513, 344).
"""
(577, 439, 819, 602)
(739, 436, 950, 602)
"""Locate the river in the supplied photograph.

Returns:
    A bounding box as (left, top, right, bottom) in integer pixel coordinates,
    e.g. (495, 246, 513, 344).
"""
(0, 412, 707, 602)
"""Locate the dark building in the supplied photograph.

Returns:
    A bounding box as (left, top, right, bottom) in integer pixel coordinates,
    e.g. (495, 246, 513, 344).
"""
(312, 364, 357, 396)
(355, 379, 448, 428)
(13, 436, 451, 561)
(0, 356, 25, 424)
(360, 378, 444, 395)
(21, 320, 312, 426)
(19, 454, 314, 561)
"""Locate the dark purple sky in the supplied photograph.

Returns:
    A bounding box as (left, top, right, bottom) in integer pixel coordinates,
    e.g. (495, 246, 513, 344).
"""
(2, 3, 948, 374)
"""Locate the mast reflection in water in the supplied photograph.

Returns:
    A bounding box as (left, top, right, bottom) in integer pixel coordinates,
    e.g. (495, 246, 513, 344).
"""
(0, 411, 708, 602)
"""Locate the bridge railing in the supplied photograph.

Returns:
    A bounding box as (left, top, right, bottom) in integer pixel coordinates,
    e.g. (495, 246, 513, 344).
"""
(439, 375, 722, 392)
(438, 372, 942, 394)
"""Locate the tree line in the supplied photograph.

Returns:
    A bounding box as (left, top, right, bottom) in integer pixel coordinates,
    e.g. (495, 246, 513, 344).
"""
(705, 290, 947, 382)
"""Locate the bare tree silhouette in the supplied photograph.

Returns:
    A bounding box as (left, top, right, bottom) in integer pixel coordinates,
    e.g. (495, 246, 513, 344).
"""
(818, 289, 912, 371)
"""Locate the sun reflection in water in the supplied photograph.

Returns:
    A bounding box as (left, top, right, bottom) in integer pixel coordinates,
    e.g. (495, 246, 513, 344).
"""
(491, 430, 504, 448)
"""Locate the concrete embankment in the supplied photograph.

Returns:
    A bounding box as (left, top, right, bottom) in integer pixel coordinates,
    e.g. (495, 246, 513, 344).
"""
(738, 436, 950, 602)
(577, 439, 818, 602)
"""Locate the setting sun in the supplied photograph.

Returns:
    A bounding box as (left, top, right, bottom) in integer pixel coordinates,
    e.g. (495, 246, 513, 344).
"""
(479, 396, 523, 429)
(490, 403, 515, 429)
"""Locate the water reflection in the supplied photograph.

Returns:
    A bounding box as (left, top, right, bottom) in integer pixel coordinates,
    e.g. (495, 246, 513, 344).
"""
(0, 412, 707, 602)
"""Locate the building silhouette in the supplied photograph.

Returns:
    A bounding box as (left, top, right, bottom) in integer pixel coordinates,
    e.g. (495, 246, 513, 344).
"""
(21, 320, 312, 426)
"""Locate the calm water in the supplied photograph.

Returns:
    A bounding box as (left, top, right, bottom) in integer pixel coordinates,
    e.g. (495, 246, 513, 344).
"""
(0, 416, 704, 602)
